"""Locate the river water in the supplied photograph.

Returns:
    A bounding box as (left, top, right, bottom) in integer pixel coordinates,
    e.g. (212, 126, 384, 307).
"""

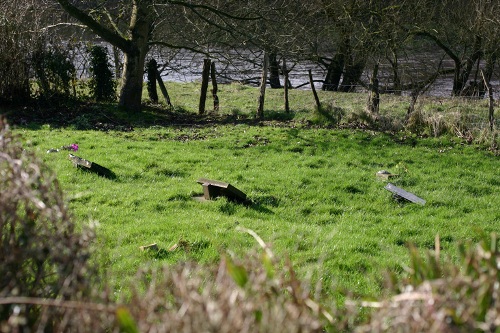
(74, 45, 498, 99)
(154, 49, 499, 99)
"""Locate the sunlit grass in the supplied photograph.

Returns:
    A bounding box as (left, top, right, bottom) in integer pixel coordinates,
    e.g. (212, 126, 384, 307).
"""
(15, 120, 499, 300)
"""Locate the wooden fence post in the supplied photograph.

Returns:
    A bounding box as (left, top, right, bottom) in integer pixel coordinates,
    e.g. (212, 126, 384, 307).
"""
(481, 70, 495, 132)
(257, 53, 268, 119)
(210, 61, 219, 112)
(308, 69, 321, 111)
(367, 63, 380, 115)
(146, 58, 159, 104)
(199, 58, 211, 115)
(283, 58, 290, 113)
(154, 68, 172, 107)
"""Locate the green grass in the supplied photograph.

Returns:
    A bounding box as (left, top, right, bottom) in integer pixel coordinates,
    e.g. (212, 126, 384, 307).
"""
(5, 82, 498, 302)
(14, 119, 499, 301)
(156, 81, 497, 122)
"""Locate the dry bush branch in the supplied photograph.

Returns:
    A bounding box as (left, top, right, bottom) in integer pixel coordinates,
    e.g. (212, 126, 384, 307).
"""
(355, 235, 500, 333)
(0, 116, 110, 332)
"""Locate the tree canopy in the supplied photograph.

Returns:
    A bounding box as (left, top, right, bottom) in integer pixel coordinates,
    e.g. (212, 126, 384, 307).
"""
(1, 0, 499, 110)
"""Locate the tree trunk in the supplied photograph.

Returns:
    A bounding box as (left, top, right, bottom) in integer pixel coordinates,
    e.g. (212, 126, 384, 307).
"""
(113, 46, 122, 81)
(339, 58, 365, 92)
(257, 53, 269, 119)
(456, 35, 482, 96)
(119, 49, 147, 112)
(119, 0, 152, 111)
(269, 53, 281, 89)
(322, 53, 344, 91)
(407, 91, 419, 119)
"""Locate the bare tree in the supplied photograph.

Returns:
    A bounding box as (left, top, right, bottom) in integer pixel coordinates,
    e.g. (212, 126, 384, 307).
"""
(55, 0, 154, 112)
(410, 0, 500, 96)
(53, 0, 273, 112)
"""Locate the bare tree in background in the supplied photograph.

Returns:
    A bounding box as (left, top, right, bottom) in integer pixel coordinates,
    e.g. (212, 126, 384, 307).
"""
(53, 0, 271, 112)
(410, 0, 500, 97)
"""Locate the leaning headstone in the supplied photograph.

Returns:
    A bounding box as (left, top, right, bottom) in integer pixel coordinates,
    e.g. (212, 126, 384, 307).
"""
(68, 154, 115, 179)
(385, 183, 426, 205)
(196, 178, 248, 204)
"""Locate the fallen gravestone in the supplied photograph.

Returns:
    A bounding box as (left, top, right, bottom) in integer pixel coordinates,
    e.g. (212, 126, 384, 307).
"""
(68, 154, 116, 179)
(384, 183, 426, 205)
(196, 178, 249, 204)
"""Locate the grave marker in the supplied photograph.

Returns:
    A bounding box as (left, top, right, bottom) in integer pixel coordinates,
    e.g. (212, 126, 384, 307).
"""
(196, 178, 248, 204)
(68, 154, 115, 179)
(385, 183, 426, 205)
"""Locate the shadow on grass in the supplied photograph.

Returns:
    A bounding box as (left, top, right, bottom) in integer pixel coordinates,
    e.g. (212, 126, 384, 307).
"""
(192, 193, 274, 215)
(2, 101, 302, 131)
(2, 100, 440, 152)
(247, 201, 274, 214)
(144, 239, 212, 260)
(76, 166, 117, 180)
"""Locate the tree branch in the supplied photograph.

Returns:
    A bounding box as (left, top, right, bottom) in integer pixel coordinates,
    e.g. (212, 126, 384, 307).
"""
(55, 0, 131, 52)
(0, 296, 116, 313)
(103, 7, 127, 40)
(166, 1, 262, 21)
(148, 41, 209, 56)
(412, 30, 460, 65)
(40, 22, 89, 31)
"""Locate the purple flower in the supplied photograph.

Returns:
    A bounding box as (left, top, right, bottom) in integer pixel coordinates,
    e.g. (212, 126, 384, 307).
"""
(70, 143, 79, 151)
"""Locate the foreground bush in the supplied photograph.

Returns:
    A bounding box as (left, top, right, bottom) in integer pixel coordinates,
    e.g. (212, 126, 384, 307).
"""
(355, 235, 500, 332)
(0, 116, 113, 331)
(124, 243, 333, 332)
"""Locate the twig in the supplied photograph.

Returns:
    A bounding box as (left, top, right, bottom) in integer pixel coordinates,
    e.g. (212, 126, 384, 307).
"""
(0, 297, 117, 313)
(236, 226, 274, 259)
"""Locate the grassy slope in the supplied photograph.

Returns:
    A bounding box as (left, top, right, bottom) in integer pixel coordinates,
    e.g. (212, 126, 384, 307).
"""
(8, 82, 499, 301)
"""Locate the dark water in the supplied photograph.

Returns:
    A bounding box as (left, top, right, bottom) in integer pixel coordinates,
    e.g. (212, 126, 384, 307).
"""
(156, 49, 499, 99)
(74, 45, 498, 98)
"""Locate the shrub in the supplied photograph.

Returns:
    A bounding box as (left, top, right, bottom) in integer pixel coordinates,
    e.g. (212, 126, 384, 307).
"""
(88, 45, 116, 102)
(31, 42, 76, 100)
(123, 252, 332, 332)
(0, 116, 104, 331)
(355, 234, 500, 332)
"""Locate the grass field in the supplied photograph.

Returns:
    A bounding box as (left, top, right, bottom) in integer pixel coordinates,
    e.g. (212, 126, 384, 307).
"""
(7, 82, 500, 302)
